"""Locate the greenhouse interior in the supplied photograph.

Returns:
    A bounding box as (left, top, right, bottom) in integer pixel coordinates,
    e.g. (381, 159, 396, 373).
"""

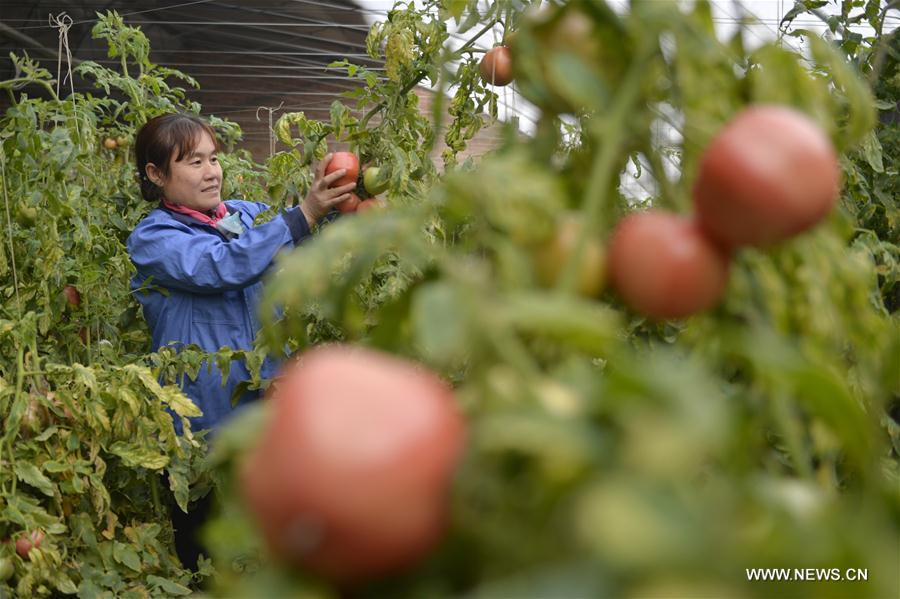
(0, 0, 898, 597)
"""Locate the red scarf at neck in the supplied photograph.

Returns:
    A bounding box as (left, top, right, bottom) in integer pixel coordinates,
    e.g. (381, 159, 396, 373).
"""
(163, 200, 228, 226)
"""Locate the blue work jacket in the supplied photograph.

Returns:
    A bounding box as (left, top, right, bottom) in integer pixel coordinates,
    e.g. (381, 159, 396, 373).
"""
(127, 199, 311, 433)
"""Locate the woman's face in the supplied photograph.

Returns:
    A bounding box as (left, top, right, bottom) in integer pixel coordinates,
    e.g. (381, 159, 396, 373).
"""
(149, 132, 222, 211)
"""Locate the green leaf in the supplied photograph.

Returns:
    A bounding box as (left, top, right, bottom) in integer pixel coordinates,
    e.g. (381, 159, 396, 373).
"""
(15, 463, 55, 497)
(112, 541, 142, 572)
(860, 130, 884, 172)
(412, 281, 472, 364)
(146, 575, 192, 596)
(108, 442, 170, 470)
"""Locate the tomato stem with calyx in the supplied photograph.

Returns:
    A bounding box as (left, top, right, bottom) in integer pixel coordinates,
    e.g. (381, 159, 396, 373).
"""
(556, 46, 657, 295)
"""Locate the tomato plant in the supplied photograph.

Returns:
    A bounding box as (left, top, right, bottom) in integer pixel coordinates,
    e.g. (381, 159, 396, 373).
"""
(693, 105, 841, 248)
(2, 2, 898, 599)
(240, 345, 465, 583)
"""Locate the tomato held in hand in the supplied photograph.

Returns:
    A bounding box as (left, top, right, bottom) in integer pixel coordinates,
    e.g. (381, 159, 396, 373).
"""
(325, 152, 360, 188)
(337, 192, 361, 214)
(15, 530, 44, 559)
(608, 211, 730, 320)
(693, 105, 840, 248)
(480, 46, 514, 86)
(241, 345, 465, 584)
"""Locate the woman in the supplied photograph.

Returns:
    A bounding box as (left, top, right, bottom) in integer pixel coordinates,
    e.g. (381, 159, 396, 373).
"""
(128, 113, 353, 433)
(127, 113, 354, 570)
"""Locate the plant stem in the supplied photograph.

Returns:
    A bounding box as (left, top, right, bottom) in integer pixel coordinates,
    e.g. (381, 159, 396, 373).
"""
(556, 48, 656, 295)
(771, 391, 814, 480)
(361, 18, 500, 128)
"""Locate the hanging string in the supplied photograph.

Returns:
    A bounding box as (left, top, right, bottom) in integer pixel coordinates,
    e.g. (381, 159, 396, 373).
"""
(257, 102, 285, 158)
(49, 13, 75, 98)
(49, 12, 80, 138)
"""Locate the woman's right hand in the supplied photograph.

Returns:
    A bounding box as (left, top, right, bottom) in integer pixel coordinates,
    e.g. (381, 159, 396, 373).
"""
(299, 153, 357, 225)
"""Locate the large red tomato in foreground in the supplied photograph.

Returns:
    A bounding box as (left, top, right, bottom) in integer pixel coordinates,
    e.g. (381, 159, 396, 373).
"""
(241, 345, 466, 583)
(325, 152, 360, 188)
(608, 211, 730, 320)
(693, 105, 840, 248)
(479, 46, 514, 86)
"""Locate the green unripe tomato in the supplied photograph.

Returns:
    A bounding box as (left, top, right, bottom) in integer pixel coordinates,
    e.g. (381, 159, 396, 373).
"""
(363, 167, 389, 195)
(0, 557, 13, 582)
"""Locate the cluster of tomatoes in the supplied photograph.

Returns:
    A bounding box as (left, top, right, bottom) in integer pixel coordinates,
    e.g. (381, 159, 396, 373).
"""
(531, 105, 840, 320)
(323, 152, 389, 214)
(608, 105, 841, 319)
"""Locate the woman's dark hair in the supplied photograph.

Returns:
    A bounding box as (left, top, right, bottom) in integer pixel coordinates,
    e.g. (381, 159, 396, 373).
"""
(135, 113, 220, 202)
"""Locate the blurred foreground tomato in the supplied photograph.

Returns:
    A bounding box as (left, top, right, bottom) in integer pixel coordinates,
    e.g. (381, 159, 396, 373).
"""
(693, 105, 840, 248)
(240, 345, 466, 583)
(608, 211, 730, 319)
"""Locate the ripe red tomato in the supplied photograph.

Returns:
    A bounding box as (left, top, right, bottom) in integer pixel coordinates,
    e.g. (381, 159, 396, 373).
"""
(240, 345, 466, 583)
(693, 105, 840, 248)
(480, 46, 513, 86)
(325, 152, 360, 188)
(608, 211, 730, 320)
(63, 285, 81, 309)
(532, 216, 605, 297)
(15, 530, 44, 559)
(356, 199, 385, 213)
(337, 192, 361, 214)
